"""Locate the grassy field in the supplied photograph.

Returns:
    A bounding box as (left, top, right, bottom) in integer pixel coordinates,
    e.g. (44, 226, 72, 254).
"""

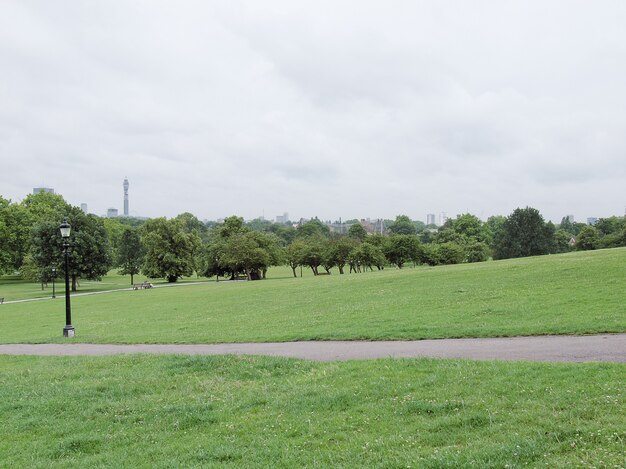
(0, 271, 210, 303)
(1, 248, 624, 344)
(0, 354, 623, 468)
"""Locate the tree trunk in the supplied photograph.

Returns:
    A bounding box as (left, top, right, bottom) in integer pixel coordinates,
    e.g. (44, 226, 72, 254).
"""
(291, 267, 297, 278)
(130, 273, 134, 285)
(338, 265, 344, 274)
(71, 275, 77, 292)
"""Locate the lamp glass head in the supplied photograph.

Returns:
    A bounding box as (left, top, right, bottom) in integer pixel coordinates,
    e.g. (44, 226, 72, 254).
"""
(60, 220, 71, 238)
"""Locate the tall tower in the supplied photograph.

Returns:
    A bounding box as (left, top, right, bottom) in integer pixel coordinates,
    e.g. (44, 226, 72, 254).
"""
(123, 177, 129, 216)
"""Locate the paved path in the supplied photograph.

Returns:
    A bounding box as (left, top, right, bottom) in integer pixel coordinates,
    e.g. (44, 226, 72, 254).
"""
(1, 334, 624, 363)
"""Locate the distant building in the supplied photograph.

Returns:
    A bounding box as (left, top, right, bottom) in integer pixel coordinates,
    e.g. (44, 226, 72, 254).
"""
(33, 187, 54, 195)
(565, 214, 575, 223)
(80, 203, 88, 213)
(107, 208, 118, 218)
(123, 177, 129, 216)
(587, 217, 598, 225)
(426, 213, 436, 226)
(327, 222, 349, 234)
(276, 212, 289, 224)
(358, 218, 384, 235)
(439, 212, 448, 226)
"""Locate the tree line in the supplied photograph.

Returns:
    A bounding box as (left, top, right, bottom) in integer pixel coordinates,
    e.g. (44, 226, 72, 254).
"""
(1, 192, 625, 288)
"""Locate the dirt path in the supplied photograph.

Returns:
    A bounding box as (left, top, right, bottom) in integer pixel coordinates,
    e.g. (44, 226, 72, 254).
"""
(1, 334, 624, 362)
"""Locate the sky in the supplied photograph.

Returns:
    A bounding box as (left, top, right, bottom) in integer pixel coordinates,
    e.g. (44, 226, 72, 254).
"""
(1, 1, 625, 223)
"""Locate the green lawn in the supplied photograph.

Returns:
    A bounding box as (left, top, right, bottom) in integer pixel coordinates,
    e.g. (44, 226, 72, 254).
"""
(1, 248, 624, 344)
(0, 270, 210, 303)
(0, 354, 623, 468)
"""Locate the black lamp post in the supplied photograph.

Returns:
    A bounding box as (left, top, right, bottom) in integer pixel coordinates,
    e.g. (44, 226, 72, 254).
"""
(52, 267, 56, 299)
(60, 219, 74, 337)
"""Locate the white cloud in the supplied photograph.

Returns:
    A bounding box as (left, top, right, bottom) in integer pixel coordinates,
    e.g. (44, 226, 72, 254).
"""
(1, 0, 625, 222)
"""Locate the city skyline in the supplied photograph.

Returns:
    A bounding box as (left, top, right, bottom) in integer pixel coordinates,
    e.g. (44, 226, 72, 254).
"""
(23, 180, 620, 225)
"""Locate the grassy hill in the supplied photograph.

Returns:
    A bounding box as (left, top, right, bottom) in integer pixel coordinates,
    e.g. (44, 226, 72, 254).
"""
(1, 248, 624, 344)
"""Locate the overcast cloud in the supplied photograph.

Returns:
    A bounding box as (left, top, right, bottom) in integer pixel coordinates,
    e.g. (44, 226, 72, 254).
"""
(1, 0, 625, 223)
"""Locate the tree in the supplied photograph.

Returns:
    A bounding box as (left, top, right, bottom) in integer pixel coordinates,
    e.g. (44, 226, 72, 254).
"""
(300, 236, 327, 275)
(464, 241, 490, 263)
(383, 234, 421, 268)
(599, 226, 626, 249)
(351, 242, 386, 271)
(484, 215, 506, 253)
(296, 218, 331, 238)
(286, 239, 307, 278)
(30, 208, 112, 291)
(493, 207, 553, 260)
(553, 229, 574, 254)
(327, 237, 359, 274)
(388, 215, 416, 235)
(175, 212, 209, 240)
(595, 217, 626, 236)
(576, 226, 600, 251)
(420, 242, 466, 266)
(141, 218, 201, 282)
(347, 223, 368, 241)
(1, 193, 69, 274)
(0, 198, 13, 273)
(202, 216, 282, 280)
(102, 217, 126, 264)
(221, 231, 281, 280)
(117, 228, 144, 284)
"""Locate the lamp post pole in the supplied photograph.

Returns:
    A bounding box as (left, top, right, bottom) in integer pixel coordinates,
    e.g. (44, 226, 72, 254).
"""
(60, 220, 74, 337)
(52, 267, 56, 299)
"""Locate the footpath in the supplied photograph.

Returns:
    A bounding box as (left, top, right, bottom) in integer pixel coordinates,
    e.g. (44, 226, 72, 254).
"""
(1, 334, 624, 363)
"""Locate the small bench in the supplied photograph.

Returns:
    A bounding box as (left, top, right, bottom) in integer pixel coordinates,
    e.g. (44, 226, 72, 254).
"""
(133, 282, 153, 290)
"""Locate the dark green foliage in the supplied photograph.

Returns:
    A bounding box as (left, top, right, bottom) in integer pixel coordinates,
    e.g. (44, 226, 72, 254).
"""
(349, 242, 386, 272)
(599, 227, 626, 249)
(559, 216, 575, 234)
(174, 212, 209, 240)
(245, 217, 274, 232)
(464, 240, 490, 263)
(383, 234, 421, 268)
(221, 231, 283, 280)
(422, 242, 466, 265)
(285, 239, 307, 277)
(117, 229, 144, 284)
(30, 207, 111, 291)
(326, 237, 358, 274)
(299, 236, 327, 275)
(296, 218, 331, 238)
(141, 218, 201, 282)
(347, 222, 368, 241)
(202, 216, 283, 280)
(267, 224, 297, 246)
(553, 229, 574, 254)
(576, 226, 600, 251)
(595, 216, 626, 237)
(493, 207, 554, 260)
(0, 200, 32, 273)
(388, 214, 416, 235)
